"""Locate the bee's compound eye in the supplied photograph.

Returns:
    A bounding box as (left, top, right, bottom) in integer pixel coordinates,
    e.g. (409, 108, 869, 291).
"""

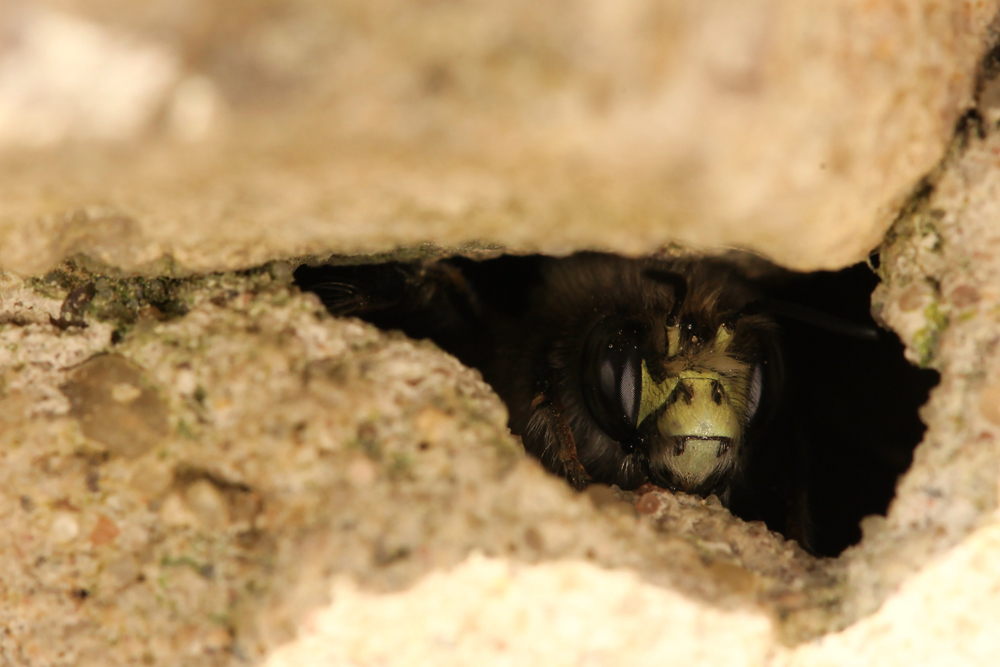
(598, 337, 640, 425)
(747, 363, 763, 420)
(584, 320, 644, 440)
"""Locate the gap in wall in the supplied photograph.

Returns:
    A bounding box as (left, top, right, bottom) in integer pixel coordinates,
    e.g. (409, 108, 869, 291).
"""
(294, 255, 937, 557)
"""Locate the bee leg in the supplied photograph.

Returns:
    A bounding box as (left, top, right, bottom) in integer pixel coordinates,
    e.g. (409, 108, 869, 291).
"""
(294, 260, 484, 334)
(416, 261, 483, 320)
(294, 263, 417, 316)
(529, 393, 593, 491)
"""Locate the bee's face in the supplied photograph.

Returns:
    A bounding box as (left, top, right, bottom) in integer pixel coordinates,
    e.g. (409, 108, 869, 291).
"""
(583, 316, 765, 495)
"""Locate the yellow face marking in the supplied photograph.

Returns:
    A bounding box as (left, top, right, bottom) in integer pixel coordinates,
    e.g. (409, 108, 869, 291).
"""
(666, 326, 680, 358)
(639, 325, 756, 490)
(712, 324, 732, 354)
(656, 377, 739, 441)
(639, 360, 677, 426)
(639, 361, 750, 436)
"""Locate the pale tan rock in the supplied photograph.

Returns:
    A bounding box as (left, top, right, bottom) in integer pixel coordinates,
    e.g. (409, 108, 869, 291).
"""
(261, 519, 1000, 667)
(0, 6, 178, 147)
(61, 354, 170, 458)
(855, 125, 1000, 630)
(1, 2, 1000, 665)
(264, 554, 775, 667)
(0, 0, 995, 275)
(0, 268, 834, 666)
(981, 382, 1000, 426)
(788, 519, 1000, 667)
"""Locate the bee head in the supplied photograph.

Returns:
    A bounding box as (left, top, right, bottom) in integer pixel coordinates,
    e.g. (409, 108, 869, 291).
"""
(583, 315, 766, 497)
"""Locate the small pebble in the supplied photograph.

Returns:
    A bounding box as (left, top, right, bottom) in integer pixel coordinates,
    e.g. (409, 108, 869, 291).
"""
(185, 479, 230, 529)
(50, 512, 80, 543)
(110, 382, 141, 404)
(348, 458, 377, 486)
(89, 514, 120, 546)
(635, 492, 662, 515)
(980, 383, 1000, 427)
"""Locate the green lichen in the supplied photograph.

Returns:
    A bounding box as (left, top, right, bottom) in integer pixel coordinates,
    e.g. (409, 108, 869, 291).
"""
(28, 260, 191, 327)
(912, 327, 938, 368)
(208, 612, 232, 627)
(912, 301, 950, 368)
(924, 301, 948, 331)
(27, 258, 293, 342)
(160, 554, 207, 573)
(176, 419, 198, 440)
(958, 309, 978, 323)
(915, 210, 945, 251)
(348, 420, 383, 461)
(387, 451, 414, 479)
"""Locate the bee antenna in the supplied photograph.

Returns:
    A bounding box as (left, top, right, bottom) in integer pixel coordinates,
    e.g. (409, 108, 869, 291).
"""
(734, 298, 881, 341)
(642, 268, 687, 322)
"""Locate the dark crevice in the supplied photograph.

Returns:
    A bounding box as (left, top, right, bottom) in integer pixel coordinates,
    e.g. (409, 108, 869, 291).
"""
(747, 263, 937, 555)
(295, 254, 936, 557)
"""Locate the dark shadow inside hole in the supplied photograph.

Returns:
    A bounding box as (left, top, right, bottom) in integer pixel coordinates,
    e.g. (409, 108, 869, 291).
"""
(294, 255, 937, 557)
(745, 263, 938, 556)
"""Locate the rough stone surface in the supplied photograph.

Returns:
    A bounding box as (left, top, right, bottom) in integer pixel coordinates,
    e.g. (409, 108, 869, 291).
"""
(0, 1, 996, 275)
(61, 354, 170, 459)
(2, 155, 1000, 661)
(2, 2, 1000, 666)
(787, 518, 1000, 667)
(263, 554, 775, 667)
(0, 267, 838, 665)
(842, 119, 1000, 628)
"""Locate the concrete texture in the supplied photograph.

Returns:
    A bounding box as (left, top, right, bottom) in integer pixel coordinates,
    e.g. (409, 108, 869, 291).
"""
(2, 2, 1000, 666)
(1, 151, 1000, 662)
(0, 266, 837, 665)
(263, 554, 776, 667)
(788, 518, 1000, 667)
(0, 1, 996, 275)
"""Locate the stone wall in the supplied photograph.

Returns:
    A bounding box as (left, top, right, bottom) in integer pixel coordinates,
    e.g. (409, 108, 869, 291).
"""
(0, 1, 994, 274)
(1, 2, 1000, 665)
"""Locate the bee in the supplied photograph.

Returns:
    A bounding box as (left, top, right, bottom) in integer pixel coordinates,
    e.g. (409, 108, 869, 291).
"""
(295, 251, 915, 551)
